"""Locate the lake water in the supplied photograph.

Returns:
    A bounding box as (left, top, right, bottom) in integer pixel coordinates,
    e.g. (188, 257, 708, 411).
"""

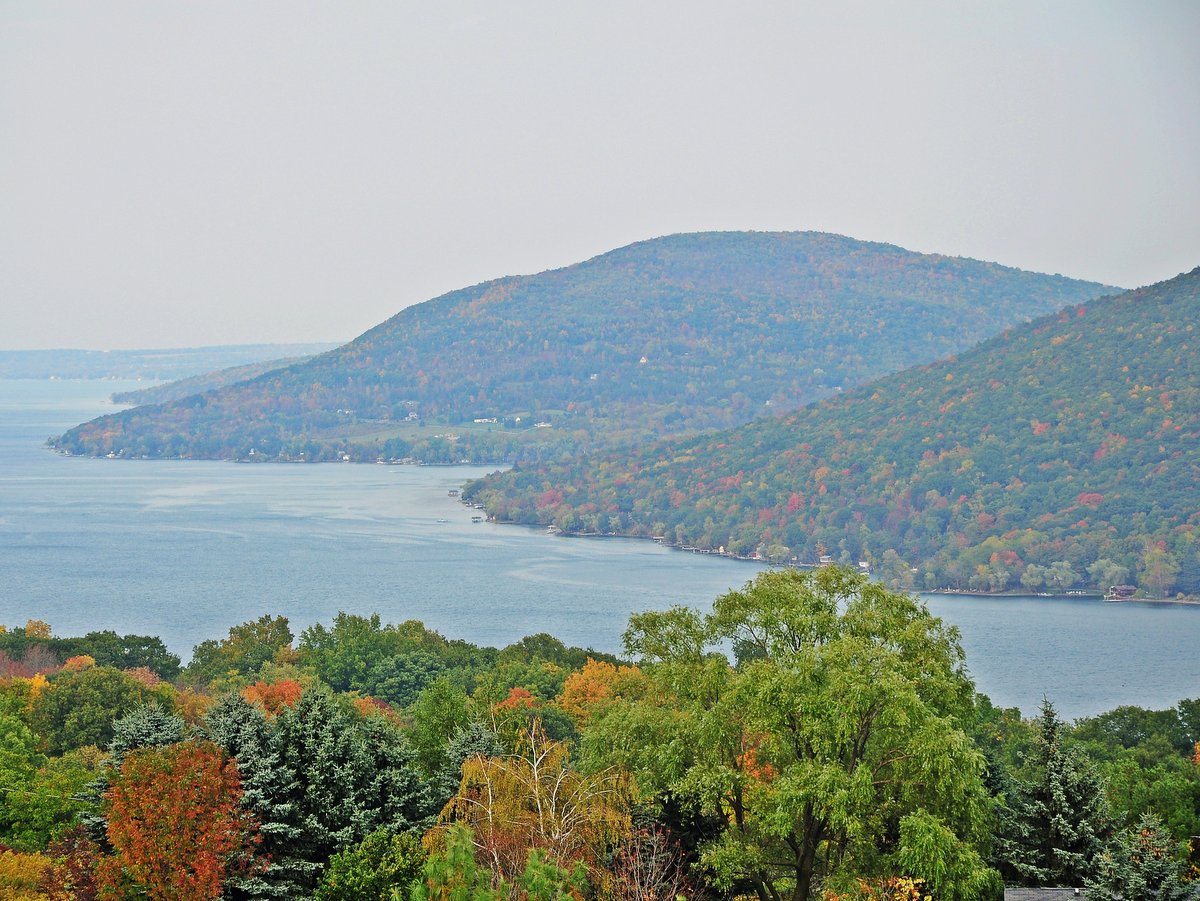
(1, 378, 1196, 719)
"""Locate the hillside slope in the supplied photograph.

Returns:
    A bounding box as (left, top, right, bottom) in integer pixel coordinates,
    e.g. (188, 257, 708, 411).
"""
(53, 232, 1114, 462)
(467, 268, 1200, 596)
(109, 354, 322, 406)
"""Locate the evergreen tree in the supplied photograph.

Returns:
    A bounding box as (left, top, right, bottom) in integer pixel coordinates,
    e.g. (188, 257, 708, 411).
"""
(1086, 813, 1198, 900)
(994, 699, 1110, 885)
(205, 694, 307, 899)
(107, 703, 187, 768)
(207, 689, 437, 899)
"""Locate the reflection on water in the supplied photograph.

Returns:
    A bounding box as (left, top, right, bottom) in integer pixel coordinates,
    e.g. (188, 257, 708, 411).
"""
(1, 379, 1197, 719)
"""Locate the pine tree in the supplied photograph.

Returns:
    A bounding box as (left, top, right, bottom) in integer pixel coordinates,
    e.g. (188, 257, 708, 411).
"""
(994, 699, 1110, 885)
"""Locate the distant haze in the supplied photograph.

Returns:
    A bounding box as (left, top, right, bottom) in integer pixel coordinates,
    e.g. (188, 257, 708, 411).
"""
(2, 2, 1197, 350)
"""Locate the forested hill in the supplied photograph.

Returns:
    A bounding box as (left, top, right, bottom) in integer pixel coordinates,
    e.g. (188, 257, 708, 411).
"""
(52, 232, 1113, 462)
(466, 267, 1200, 596)
(109, 353, 320, 406)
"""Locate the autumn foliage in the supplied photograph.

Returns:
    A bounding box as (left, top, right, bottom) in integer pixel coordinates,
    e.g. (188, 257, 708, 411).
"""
(101, 741, 258, 901)
(439, 723, 630, 885)
(241, 678, 303, 715)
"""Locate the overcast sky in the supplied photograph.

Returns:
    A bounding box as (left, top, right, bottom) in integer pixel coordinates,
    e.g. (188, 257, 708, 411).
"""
(2, 2, 1197, 350)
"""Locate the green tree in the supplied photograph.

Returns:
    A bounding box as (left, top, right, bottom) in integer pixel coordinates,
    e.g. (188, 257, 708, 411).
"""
(408, 677, 470, 778)
(994, 700, 1110, 886)
(207, 688, 438, 898)
(877, 549, 914, 590)
(0, 709, 45, 846)
(204, 693, 308, 899)
(186, 616, 294, 688)
(1087, 559, 1130, 591)
(1044, 561, 1078, 592)
(1020, 564, 1046, 592)
(1140, 546, 1182, 597)
(30, 666, 164, 754)
(583, 567, 998, 900)
(313, 828, 425, 901)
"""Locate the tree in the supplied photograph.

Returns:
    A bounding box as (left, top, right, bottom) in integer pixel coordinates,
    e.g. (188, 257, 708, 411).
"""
(206, 688, 438, 898)
(0, 708, 44, 844)
(877, 550, 914, 591)
(1020, 564, 1046, 592)
(1044, 561, 1078, 592)
(1086, 813, 1198, 900)
(102, 740, 258, 901)
(583, 567, 998, 900)
(1140, 546, 1181, 597)
(408, 677, 470, 778)
(1087, 559, 1129, 591)
(30, 667, 164, 754)
(441, 722, 629, 885)
(414, 823, 586, 901)
(608, 825, 696, 901)
(186, 616, 294, 688)
(313, 829, 425, 901)
(3, 747, 102, 852)
(0, 848, 51, 901)
(993, 700, 1110, 885)
(203, 694, 307, 899)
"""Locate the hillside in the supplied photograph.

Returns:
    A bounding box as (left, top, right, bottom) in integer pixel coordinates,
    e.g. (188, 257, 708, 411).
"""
(52, 232, 1114, 463)
(109, 353, 322, 406)
(466, 268, 1200, 596)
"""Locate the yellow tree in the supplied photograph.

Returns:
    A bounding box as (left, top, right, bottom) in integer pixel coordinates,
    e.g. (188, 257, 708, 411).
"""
(439, 722, 630, 886)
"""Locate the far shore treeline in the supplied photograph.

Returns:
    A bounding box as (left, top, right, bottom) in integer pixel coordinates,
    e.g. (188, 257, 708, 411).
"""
(2, 568, 1198, 899)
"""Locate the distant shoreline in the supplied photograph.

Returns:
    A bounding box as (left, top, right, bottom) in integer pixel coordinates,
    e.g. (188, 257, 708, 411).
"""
(924, 588, 1200, 606)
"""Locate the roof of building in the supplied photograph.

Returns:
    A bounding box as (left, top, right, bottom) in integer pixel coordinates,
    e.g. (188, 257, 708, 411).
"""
(1004, 890, 1086, 901)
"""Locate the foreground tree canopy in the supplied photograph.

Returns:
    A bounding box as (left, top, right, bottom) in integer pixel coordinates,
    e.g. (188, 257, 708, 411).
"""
(583, 567, 1000, 900)
(3, 571, 1199, 899)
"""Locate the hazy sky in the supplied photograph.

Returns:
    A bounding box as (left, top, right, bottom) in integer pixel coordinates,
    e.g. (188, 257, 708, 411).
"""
(2, 2, 1197, 350)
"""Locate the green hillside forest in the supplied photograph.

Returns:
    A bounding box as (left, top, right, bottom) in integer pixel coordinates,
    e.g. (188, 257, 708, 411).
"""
(51, 232, 1114, 464)
(466, 268, 1200, 597)
(3, 570, 1199, 899)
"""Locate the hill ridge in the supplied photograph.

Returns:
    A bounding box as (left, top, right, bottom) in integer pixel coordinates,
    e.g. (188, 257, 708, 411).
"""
(466, 266, 1200, 596)
(52, 231, 1116, 465)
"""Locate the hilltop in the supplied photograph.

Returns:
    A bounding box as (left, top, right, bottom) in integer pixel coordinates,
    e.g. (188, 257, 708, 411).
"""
(466, 268, 1200, 596)
(53, 232, 1114, 462)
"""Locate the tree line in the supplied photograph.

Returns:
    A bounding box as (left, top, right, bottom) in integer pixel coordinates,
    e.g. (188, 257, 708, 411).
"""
(2, 569, 1198, 899)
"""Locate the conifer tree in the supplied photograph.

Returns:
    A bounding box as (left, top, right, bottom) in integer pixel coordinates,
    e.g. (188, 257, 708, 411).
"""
(1086, 813, 1198, 900)
(994, 699, 1110, 885)
(205, 694, 306, 899)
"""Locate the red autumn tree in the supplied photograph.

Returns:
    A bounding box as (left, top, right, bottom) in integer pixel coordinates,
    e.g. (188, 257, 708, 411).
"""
(241, 678, 303, 715)
(102, 740, 258, 901)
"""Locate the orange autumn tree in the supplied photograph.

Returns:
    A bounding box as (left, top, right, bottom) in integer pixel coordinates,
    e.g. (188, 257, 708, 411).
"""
(101, 740, 259, 901)
(557, 658, 649, 724)
(241, 678, 303, 716)
(439, 722, 630, 886)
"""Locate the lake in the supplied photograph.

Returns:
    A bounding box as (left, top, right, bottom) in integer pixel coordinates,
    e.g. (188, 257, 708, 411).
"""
(1, 378, 1196, 718)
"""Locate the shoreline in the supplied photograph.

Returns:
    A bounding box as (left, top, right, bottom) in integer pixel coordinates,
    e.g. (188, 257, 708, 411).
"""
(485, 512, 1200, 606)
